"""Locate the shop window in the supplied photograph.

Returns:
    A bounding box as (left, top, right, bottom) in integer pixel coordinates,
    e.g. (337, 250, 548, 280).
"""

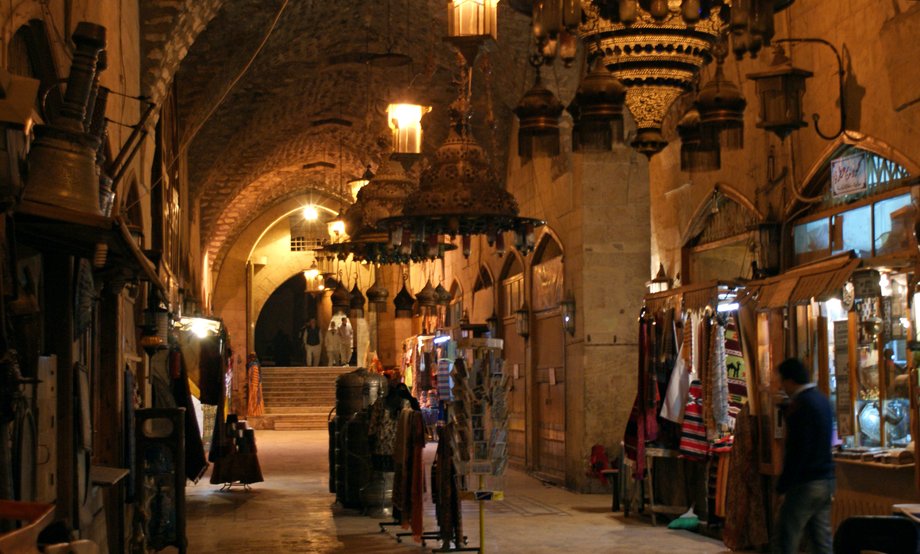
(793, 218, 830, 264)
(831, 205, 872, 257)
(812, 271, 912, 450)
(873, 194, 914, 256)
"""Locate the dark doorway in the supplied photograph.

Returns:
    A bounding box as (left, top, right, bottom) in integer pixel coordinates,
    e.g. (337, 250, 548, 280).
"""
(255, 273, 319, 366)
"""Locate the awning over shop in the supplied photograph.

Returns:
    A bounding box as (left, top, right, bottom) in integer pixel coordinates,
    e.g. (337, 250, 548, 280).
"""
(745, 252, 860, 310)
(644, 280, 743, 313)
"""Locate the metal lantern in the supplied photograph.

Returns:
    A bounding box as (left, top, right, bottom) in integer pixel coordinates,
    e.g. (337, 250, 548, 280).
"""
(348, 165, 374, 201)
(568, 60, 626, 152)
(746, 45, 813, 139)
(332, 281, 351, 311)
(646, 263, 673, 294)
(696, 51, 746, 150)
(416, 280, 438, 310)
(393, 283, 415, 318)
(514, 69, 564, 159)
(448, 0, 499, 39)
(677, 105, 720, 173)
(514, 302, 531, 338)
(349, 284, 366, 317)
(435, 283, 452, 307)
(387, 104, 431, 155)
(366, 277, 389, 312)
(447, 0, 499, 65)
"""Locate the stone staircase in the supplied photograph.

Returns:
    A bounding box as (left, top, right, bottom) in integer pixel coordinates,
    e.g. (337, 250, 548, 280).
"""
(248, 366, 352, 431)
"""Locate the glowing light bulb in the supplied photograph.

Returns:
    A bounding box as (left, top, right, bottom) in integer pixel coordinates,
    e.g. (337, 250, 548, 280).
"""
(303, 205, 319, 221)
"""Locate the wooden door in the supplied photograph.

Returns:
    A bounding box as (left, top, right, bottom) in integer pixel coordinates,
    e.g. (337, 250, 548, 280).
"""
(503, 320, 526, 467)
(534, 311, 565, 482)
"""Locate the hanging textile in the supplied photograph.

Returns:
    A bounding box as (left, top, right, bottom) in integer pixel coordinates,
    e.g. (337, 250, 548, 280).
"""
(432, 426, 463, 547)
(661, 342, 690, 423)
(710, 437, 733, 519)
(724, 316, 748, 431)
(624, 312, 659, 479)
(723, 403, 769, 551)
(679, 381, 708, 461)
(246, 354, 264, 417)
(170, 349, 208, 482)
(703, 318, 729, 440)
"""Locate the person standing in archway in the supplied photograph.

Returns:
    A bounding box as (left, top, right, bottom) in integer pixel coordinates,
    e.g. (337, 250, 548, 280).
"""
(338, 316, 353, 366)
(325, 320, 340, 366)
(303, 318, 321, 367)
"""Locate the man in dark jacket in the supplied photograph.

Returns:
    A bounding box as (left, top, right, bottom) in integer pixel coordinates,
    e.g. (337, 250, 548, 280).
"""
(774, 358, 835, 554)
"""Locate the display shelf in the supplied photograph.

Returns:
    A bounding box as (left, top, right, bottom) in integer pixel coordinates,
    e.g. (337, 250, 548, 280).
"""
(834, 457, 914, 470)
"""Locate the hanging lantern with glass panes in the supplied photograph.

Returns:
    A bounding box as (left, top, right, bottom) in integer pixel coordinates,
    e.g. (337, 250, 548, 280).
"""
(386, 103, 431, 155)
(746, 45, 813, 139)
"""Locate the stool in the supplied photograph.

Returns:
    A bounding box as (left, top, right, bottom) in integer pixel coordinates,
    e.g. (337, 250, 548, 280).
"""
(644, 447, 686, 526)
(600, 468, 621, 512)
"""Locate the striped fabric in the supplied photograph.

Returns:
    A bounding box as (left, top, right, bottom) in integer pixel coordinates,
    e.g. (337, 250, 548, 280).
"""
(679, 381, 708, 460)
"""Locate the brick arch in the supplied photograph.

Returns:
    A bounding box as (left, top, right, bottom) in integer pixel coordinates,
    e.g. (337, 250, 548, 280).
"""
(207, 178, 345, 278)
(140, 0, 225, 106)
(171, 0, 534, 248)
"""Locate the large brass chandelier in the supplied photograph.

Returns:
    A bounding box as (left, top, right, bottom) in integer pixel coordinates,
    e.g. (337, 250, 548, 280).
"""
(320, 159, 456, 264)
(512, 0, 796, 158)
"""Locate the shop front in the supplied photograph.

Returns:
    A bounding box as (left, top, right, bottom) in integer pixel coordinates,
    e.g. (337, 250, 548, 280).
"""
(746, 162, 920, 525)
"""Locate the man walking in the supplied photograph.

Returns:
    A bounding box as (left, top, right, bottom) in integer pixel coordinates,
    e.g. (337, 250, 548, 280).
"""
(303, 318, 321, 367)
(338, 316, 353, 366)
(774, 358, 835, 554)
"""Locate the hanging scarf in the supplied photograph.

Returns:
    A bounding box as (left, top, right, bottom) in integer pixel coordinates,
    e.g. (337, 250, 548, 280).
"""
(710, 319, 730, 439)
(624, 312, 659, 479)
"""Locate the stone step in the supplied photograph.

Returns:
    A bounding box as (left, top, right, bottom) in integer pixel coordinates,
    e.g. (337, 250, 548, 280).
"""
(265, 406, 331, 414)
(248, 413, 330, 431)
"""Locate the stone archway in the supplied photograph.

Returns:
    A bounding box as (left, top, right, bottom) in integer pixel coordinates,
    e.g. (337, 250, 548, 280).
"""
(254, 272, 320, 366)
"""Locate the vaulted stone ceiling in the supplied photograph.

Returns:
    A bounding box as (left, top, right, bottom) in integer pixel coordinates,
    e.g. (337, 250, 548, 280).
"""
(168, 1, 537, 275)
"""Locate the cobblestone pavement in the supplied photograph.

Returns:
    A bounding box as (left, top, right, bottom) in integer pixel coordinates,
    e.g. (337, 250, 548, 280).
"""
(170, 430, 733, 553)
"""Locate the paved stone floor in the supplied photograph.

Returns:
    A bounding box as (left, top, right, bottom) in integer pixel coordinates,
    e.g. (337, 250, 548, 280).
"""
(168, 431, 733, 553)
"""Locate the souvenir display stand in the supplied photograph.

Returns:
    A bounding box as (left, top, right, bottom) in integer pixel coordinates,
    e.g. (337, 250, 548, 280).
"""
(379, 336, 509, 553)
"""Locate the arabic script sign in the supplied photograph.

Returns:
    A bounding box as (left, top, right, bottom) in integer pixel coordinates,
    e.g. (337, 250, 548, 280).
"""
(831, 153, 867, 198)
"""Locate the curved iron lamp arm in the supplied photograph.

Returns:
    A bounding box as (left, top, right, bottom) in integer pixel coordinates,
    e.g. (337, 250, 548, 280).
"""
(774, 37, 846, 141)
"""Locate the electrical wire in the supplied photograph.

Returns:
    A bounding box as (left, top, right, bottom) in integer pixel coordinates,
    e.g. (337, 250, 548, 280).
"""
(125, 0, 291, 212)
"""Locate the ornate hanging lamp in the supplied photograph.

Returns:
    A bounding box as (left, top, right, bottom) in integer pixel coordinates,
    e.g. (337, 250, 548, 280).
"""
(564, 0, 795, 157)
(514, 57, 565, 159)
(568, 57, 627, 152)
(696, 41, 746, 150)
(380, 57, 543, 258)
(677, 103, 720, 173)
(322, 159, 455, 264)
